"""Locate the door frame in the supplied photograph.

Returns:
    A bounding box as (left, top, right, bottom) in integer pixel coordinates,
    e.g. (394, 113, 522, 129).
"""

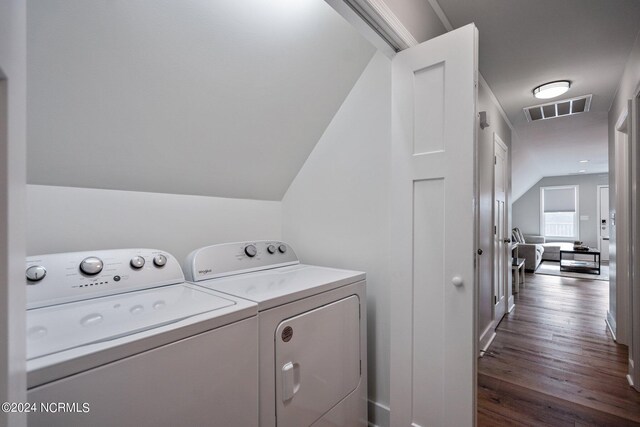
(1, 63, 27, 427)
(492, 134, 509, 324)
(629, 85, 640, 390)
(596, 184, 609, 259)
(612, 107, 630, 347)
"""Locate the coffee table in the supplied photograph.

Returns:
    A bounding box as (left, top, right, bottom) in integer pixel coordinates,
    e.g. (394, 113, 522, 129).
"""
(559, 248, 601, 275)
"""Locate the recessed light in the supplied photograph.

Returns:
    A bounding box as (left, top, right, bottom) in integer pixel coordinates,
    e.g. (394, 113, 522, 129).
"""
(578, 170, 587, 173)
(533, 81, 571, 99)
(579, 160, 589, 163)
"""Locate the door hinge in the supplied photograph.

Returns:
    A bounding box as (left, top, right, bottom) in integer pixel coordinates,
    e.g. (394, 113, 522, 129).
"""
(494, 225, 497, 235)
(494, 295, 497, 304)
(494, 156, 497, 165)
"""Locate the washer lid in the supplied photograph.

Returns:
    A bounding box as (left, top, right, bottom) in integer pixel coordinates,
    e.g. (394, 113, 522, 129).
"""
(193, 264, 365, 311)
(27, 283, 237, 360)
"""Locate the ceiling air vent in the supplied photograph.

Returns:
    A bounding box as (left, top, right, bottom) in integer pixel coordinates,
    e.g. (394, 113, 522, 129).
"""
(523, 94, 592, 122)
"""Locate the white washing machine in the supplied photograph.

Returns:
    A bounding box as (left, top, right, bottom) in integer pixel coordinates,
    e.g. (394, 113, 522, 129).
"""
(25, 248, 258, 427)
(184, 241, 367, 427)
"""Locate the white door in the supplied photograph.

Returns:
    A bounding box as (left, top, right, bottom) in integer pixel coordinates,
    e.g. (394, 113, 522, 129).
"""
(598, 185, 610, 261)
(494, 137, 508, 322)
(390, 24, 478, 427)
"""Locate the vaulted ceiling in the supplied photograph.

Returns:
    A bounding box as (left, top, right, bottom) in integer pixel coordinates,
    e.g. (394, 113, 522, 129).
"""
(27, 0, 375, 200)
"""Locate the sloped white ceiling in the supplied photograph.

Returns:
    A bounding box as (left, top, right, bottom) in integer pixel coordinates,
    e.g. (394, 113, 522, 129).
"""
(27, 0, 376, 200)
(512, 112, 609, 201)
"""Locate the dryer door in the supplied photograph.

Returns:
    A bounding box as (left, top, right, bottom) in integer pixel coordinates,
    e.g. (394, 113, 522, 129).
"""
(275, 295, 360, 427)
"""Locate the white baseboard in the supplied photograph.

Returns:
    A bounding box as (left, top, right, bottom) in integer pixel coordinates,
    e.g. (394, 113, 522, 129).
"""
(627, 374, 634, 388)
(368, 399, 390, 427)
(478, 320, 496, 356)
(479, 331, 497, 357)
(606, 311, 617, 341)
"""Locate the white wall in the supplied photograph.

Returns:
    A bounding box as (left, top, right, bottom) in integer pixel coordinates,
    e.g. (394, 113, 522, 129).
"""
(477, 79, 512, 348)
(27, 185, 281, 263)
(607, 28, 640, 352)
(0, 1, 27, 425)
(282, 52, 391, 425)
(512, 173, 608, 247)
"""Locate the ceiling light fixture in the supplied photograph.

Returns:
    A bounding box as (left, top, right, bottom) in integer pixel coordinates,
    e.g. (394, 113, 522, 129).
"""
(579, 160, 589, 163)
(533, 80, 571, 99)
(578, 170, 587, 173)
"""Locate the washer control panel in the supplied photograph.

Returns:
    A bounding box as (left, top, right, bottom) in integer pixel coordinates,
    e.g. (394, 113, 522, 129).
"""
(185, 241, 299, 282)
(26, 249, 185, 309)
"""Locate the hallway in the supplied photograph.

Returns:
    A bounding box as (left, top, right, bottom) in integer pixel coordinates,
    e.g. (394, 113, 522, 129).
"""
(478, 272, 640, 426)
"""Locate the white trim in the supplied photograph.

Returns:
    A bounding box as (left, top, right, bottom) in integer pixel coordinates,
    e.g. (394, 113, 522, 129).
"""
(539, 185, 580, 240)
(479, 329, 497, 357)
(630, 86, 640, 391)
(341, 0, 418, 50)
(324, 0, 396, 58)
(0, 7, 28, 420)
(606, 311, 617, 341)
(616, 107, 628, 132)
(614, 106, 631, 346)
(493, 133, 509, 325)
(494, 132, 508, 152)
(426, 0, 453, 31)
(596, 185, 609, 254)
(479, 74, 515, 132)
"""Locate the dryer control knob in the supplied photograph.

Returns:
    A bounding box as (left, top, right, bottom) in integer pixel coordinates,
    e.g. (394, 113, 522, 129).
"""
(244, 245, 257, 257)
(267, 245, 276, 254)
(278, 244, 287, 254)
(153, 254, 167, 267)
(130, 256, 145, 269)
(80, 257, 103, 275)
(26, 265, 47, 282)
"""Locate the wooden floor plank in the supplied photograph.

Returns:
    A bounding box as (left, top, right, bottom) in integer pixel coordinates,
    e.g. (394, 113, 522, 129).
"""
(478, 273, 640, 426)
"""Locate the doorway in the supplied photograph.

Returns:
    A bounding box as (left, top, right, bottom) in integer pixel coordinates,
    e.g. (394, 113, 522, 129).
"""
(597, 185, 610, 261)
(611, 108, 630, 346)
(493, 134, 508, 323)
(629, 88, 640, 390)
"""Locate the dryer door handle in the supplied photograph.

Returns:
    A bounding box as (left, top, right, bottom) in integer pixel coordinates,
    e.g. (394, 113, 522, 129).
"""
(282, 361, 300, 402)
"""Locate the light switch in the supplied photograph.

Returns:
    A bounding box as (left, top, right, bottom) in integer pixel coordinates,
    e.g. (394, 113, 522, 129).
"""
(580, 215, 589, 221)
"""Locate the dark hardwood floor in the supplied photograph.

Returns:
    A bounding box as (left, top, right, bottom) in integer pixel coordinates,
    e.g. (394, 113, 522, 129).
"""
(478, 272, 640, 426)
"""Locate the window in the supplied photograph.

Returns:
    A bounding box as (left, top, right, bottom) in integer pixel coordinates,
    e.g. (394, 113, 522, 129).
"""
(540, 186, 578, 239)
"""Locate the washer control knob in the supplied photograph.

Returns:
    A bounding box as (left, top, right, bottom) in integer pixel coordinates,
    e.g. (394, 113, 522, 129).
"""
(130, 256, 145, 269)
(244, 245, 257, 257)
(26, 265, 47, 282)
(267, 245, 277, 254)
(80, 257, 103, 275)
(278, 244, 287, 254)
(153, 254, 167, 267)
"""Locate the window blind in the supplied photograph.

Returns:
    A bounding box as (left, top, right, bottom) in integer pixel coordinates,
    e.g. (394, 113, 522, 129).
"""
(543, 187, 576, 212)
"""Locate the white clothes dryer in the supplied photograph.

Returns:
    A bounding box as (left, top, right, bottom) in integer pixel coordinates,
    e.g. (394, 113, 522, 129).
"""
(185, 241, 367, 427)
(25, 248, 258, 427)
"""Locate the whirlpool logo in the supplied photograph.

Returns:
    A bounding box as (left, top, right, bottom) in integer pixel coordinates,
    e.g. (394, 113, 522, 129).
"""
(198, 269, 212, 275)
